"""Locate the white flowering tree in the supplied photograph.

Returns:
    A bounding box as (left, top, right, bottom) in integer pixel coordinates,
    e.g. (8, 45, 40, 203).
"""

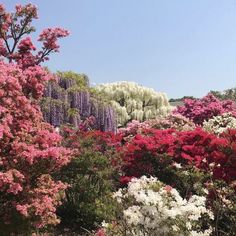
(101, 176, 213, 236)
(95, 82, 172, 126)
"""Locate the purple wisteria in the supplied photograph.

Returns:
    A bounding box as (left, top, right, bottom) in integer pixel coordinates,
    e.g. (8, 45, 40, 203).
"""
(41, 76, 117, 132)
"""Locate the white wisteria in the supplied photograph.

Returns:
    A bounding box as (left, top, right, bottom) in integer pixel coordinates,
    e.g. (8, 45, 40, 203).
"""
(95, 81, 173, 126)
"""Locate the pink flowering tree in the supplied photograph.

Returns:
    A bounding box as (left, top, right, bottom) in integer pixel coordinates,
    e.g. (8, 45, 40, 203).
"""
(0, 3, 69, 68)
(0, 4, 71, 234)
(174, 93, 236, 125)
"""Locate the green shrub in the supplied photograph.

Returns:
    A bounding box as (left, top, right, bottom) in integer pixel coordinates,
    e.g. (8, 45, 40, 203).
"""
(56, 128, 121, 233)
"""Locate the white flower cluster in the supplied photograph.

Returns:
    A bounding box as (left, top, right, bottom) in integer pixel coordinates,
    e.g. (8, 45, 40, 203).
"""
(203, 113, 236, 135)
(95, 82, 172, 126)
(109, 176, 213, 236)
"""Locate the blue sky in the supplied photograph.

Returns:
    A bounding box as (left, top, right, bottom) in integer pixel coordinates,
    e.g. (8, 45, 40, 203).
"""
(2, 0, 236, 98)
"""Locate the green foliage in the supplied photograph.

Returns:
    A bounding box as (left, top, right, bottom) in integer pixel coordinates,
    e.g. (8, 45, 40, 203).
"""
(67, 108, 80, 117)
(210, 88, 236, 102)
(208, 180, 236, 235)
(56, 130, 119, 233)
(57, 71, 90, 89)
(169, 96, 197, 102)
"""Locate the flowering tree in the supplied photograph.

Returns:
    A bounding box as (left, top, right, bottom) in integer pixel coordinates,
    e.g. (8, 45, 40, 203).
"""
(0, 3, 70, 233)
(0, 4, 69, 68)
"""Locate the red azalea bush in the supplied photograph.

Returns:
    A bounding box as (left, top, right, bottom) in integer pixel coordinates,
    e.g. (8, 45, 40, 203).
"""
(117, 127, 236, 235)
(174, 93, 236, 125)
(119, 128, 176, 184)
(0, 3, 70, 234)
(174, 128, 236, 184)
(119, 127, 236, 187)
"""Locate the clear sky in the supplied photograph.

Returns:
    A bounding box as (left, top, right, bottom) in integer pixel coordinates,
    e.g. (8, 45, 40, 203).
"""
(2, 0, 236, 98)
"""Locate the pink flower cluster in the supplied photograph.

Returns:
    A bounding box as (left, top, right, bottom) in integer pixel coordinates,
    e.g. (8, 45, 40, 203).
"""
(0, 3, 71, 228)
(174, 94, 236, 124)
(0, 60, 71, 228)
(0, 3, 69, 68)
(39, 28, 70, 52)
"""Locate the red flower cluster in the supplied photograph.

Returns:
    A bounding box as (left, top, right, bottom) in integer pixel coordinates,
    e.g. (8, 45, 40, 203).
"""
(174, 128, 236, 183)
(119, 127, 236, 186)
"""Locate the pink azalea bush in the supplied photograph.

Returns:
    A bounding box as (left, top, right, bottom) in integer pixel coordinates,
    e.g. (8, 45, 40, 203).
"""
(174, 94, 236, 125)
(0, 3, 70, 234)
(118, 114, 195, 138)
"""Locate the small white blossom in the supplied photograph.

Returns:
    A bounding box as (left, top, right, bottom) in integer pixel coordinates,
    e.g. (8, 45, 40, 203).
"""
(111, 176, 213, 236)
(203, 113, 236, 135)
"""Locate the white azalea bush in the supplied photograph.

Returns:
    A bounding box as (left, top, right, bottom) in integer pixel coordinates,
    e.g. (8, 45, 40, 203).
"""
(100, 176, 213, 236)
(95, 82, 173, 126)
(203, 113, 236, 135)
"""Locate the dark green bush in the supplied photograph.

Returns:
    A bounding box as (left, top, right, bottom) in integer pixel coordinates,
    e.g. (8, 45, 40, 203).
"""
(56, 128, 121, 233)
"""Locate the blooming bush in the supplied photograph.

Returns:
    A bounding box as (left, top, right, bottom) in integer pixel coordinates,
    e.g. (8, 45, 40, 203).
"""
(147, 113, 196, 131)
(206, 180, 236, 235)
(173, 128, 236, 185)
(100, 176, 213, 236)
(0, 3, 70, 234)
(118, 114, 195, 148)
(174, 93, 236, 125)
(120, 127, 236, 186)
(119, 114, 195, 138)
(203, 113, 236, 135)
(116, 126, 236, 235)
